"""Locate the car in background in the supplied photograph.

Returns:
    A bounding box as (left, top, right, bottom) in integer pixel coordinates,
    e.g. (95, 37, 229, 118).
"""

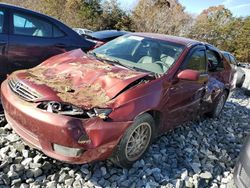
(0, 3, 96, 88)
(222, 51, 245, 88)
(1, 33, 235, 167)
(234, 134, 250, 188)
(73, 28, 93, 36)
(85, 30, 129, 47)
(238, 63, 250, 69)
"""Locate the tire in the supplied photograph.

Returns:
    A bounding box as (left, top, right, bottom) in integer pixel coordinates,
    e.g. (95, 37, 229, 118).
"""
(111, 113, 155, 168)
(244, 89, 250, 96)
(0, 114, 6, 127)
(0, 104, 3, 114)
(207, 91, 228, 118)
(236, 75, 245, 88)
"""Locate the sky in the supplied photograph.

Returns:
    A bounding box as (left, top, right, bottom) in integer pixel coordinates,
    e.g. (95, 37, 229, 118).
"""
(118, 0, 250, 17)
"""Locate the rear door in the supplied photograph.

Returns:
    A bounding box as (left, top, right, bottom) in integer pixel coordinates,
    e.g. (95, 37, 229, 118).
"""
(8, 10, 67, 72)
(0, 8, 9, 84)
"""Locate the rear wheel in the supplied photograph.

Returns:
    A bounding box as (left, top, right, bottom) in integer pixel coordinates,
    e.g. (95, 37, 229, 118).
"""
(0, 114, 6, 127)
(236, 75, 245, 88)
(244, 89, 250, 96)
(111, 113, 155, 168)
(207, 91, 228, 118)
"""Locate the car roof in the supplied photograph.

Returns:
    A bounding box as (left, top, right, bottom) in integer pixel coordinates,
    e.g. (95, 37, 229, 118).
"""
(221, 51, 231, 55)
(0, 3, 60, 23)
(89, 30, 129, 40)
(132, 33, 202, 47)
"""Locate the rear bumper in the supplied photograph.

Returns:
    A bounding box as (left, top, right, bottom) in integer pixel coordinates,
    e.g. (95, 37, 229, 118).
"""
(234, 135, 250, 188)
(1, 80, 132, 164)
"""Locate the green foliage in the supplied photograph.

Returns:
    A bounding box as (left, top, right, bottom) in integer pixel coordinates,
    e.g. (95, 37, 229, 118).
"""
(188, 5, 250, 62)
(234, 17, 250, 62)
(98, 0, 133, 30)
(0, 0, 130, 30)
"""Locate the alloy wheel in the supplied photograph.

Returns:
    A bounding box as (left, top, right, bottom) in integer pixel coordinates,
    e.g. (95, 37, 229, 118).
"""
(215, 94, 226, 116)
(125, 122, 152, 161)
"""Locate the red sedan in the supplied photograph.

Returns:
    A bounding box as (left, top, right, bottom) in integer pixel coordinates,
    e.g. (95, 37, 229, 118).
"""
(1, 33, 236, 167)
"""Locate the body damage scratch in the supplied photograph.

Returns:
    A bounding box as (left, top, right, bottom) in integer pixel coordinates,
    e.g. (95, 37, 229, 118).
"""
(25, 66, 110, 108)
(15, 54, 145, 109)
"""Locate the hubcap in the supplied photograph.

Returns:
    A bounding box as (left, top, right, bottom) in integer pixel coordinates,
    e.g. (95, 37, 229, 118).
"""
(125, 122, 152, 161)
(215, 94, 226, 116)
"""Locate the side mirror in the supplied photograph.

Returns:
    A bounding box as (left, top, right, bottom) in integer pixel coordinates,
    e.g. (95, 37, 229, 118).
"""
(177, 69, 200, 81)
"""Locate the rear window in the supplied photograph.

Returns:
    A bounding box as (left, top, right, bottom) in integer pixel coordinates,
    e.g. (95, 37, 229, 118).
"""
(53, 26, 65, 38)
(13, 13, 53, 37)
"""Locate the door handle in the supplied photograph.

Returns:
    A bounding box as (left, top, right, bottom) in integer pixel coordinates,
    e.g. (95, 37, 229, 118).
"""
(55, 43, 66, 48)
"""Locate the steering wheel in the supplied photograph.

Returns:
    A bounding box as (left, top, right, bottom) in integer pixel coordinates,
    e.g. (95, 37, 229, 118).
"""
(155, 61, 170, 69)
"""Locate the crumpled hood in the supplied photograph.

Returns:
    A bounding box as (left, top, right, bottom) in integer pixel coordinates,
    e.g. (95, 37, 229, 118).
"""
(11, 49, 149, 109)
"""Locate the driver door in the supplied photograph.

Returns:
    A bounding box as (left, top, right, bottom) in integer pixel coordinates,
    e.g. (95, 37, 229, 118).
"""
(162, 46, 208, 130)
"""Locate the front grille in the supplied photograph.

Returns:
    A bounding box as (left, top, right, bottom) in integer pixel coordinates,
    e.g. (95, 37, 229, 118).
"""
(8, 79, 40, 102)
(239, 166, 250, 187)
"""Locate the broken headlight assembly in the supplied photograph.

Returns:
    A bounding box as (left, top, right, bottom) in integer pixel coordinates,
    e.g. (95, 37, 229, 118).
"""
(37, 101, 112, 119)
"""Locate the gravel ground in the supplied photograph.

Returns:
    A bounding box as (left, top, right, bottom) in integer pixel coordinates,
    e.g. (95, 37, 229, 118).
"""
(0, 80, 250, 188)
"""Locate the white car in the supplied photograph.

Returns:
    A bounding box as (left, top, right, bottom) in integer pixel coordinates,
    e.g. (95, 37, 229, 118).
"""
(73, 28, 93, 35)
(222, 51, 246, 88)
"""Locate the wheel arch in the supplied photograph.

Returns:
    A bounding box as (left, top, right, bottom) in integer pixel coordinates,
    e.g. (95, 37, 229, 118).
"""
(135, 109, 162, 136)
(224, 88, 230, 98)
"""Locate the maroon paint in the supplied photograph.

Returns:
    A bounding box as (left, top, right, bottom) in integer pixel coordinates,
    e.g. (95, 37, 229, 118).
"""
(1, 33, 235, 164)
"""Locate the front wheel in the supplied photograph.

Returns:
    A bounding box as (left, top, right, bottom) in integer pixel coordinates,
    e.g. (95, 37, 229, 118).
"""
(111, 113, 155, 168)
(207, 91, 228, 118)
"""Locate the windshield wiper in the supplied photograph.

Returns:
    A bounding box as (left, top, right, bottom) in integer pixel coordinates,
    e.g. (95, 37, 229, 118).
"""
(88, 52, 154, 73)
(89, 52, 137, 71)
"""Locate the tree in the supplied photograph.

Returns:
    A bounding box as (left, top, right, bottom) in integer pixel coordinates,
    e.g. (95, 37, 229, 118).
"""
(188, 5, 250, 63)
(0, 0, 43, 11)
(188, 5, 233, 46)
(99, 0, 132, 30)
(234, 17, 250, 62)
(0, 0, 129, 30)
(132, 0, 193, 36)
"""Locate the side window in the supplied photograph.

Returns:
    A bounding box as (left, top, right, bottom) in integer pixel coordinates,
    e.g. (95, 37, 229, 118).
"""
(13, 13, 52, 37)
(186, 49, 206, 73)
(0, 11, 4, 33)
(53, 26, 65, 38)
(207, 50, 224, 71)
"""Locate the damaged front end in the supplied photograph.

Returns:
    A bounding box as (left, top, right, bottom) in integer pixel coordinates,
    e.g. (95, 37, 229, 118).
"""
(2, 49, 162, 163)
(37, 101, 112, 120)
(8, 49, 156, 120)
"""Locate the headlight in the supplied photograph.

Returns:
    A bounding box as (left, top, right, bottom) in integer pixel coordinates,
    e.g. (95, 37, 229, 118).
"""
(37, 101, 86, 116)
(37, 101, 112, 119)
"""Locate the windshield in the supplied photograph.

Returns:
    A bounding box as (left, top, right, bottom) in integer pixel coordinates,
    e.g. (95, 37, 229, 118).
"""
(92, 35, 185, 74)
